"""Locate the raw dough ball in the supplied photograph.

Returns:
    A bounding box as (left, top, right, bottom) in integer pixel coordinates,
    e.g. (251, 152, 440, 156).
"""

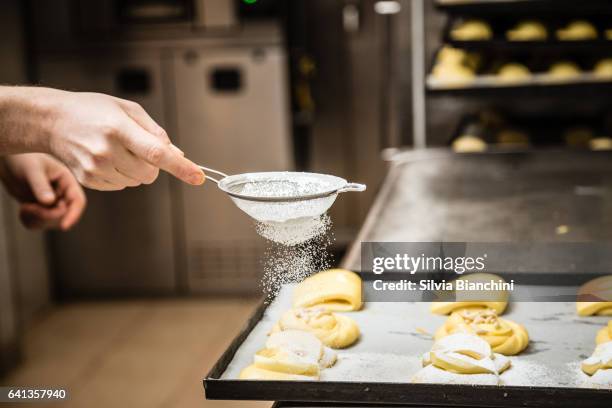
(452, 135, 487, 152)
(273, 308, 360, 348)
(293, 269, 362, 312)
(548, 61, 581, 79)
(590, 137, 612, 151)
(451, 19, 493, 41)
(435, 308, 529, 355)
(564, 126, 593, 147)
(497, 129, 530, 148)
(594, 58, 612, 78)
(430, 273, 509, 315)
(581, 341, 612, 379)
(506, 20, 548, 41)
(576, 275, 612, 316)
(557, 20, 598, 41)
(497, 63, 531, 83)
(596, 321, 612, 345)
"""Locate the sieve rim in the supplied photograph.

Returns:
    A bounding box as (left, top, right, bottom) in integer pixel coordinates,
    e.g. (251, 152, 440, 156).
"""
(217, 171, 347, 203)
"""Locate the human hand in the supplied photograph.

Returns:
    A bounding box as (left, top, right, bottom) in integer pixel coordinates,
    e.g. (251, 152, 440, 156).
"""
(0, 153, 86, 230)
(37, 88, 204, 190)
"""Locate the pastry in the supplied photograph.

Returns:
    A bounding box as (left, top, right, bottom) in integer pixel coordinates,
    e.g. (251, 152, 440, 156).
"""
(434, 308, 529, 355)
(548, 61, 581, 79)
(581, 341, 612, 384)
(450, 19, 493, 41)
(590, 137, 612, 151)
(432, 63, 475, 85)
(606, 29, 612, 40)
(564, 127, 593, 148)
(576, 275, 612, 315)
(452, 135, 486, 152)
(497, 129, 530, 148)
(497, 63, 531, 83)
(506, 20, 547, 41)
(412, 333, 511, 385)
(594, 58, 612, 78)
(239, 330, 336, 380)
(430, 273, 509, 315)
(557, 20, 598, 41)
(293, 269, 362, 312)
(272, 307, 360, 348)
(436, 45, 469, 65)
(597, 321, 612, 345)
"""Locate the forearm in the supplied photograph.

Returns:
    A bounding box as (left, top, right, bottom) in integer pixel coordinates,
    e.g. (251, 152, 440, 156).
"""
(0, 86, 60, 155)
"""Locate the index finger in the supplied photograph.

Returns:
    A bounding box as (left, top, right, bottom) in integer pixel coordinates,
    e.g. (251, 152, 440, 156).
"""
(118, 119, 204, 185)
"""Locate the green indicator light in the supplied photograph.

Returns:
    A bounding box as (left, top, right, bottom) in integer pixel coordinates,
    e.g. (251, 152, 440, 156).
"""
(243, 0, 257, 4)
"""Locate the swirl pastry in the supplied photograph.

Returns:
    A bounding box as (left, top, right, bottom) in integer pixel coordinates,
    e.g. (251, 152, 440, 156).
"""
(239, 330, 336, 381)
(430, 273, 509, 315)
(435, 308, 529, 355)
(557, 20, 598, 41)
(450, 19, 493, 41)
(576, 275, 612, 316)
(293, 269, 362, 312)
(596, 321, 612, 345)
(412, 333, 511, 385)
(273, 308, 360, 348)
(506, 20, 547, 41)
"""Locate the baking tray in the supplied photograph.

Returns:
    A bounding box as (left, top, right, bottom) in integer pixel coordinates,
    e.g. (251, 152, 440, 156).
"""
(435, 0, 612, 15)
(205, 282, 611, 406)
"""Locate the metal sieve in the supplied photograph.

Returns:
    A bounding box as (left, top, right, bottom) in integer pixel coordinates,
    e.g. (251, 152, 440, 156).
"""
(199, 166, 366, 223)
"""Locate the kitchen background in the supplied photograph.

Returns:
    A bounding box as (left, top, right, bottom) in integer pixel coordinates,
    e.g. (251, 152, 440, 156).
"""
(1, 0, 612, 407)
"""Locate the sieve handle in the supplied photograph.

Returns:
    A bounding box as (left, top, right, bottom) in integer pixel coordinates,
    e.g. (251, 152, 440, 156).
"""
(198, 166, 229, 185)
(337, 182, 366, 193)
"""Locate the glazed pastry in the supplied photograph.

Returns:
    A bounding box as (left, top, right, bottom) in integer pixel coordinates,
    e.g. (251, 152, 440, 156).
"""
(434, 308, 529, 355)
(430, 273, 509, 315)
(452, 135, 486, 153)
(590, 137, 612, 151)
(597, 321, 612, 345)
(497, 63, 531, 83)
(576, 275, 612, 315)
(239, 330, 336, 380)
(564, 127, 593, 148)
(548, 61, 581, 79)
(412, 333, 511, 385)
(594, 59, 612, 78)
(450, 19, 493, 41)
(557, 20, 598, 41)
(293, 269, 362, 312)
(497, 129, 530, 148)
(272, 307, 360, 348)
(506, 20, 547, 41)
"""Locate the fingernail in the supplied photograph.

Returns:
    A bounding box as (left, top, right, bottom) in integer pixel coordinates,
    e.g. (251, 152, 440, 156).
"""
(42, 192, 55, 202)
(189, 172, 205, 185)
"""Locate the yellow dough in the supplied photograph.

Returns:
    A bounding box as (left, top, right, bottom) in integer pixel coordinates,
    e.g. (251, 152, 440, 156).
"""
(596, 321, 612, 345)
(450, 19, 493, 41)
(564, 127, 593, 148)
(497, 63, 531, 83)
(548, 61, 581, 79)
(420, 333, 511, 375)
(293, 269, 362, 312)
(239, 330, 336, 381)
(497, 129, 530, 148)
(432, 63, 475, 85)
(557, 20, 598, 41)
(434, 308, 529, 355)
(576, 275, 612, 316)
(581, 341, 612, 376)
(606, 29, 612, 40)
(590, 137, 612, 151)
(430, 273, 509, 315)
(506, 20, 548, 41)
(594, 59, 612, 78)
(452, 135, 486, 153)
(273, 308, 360, 348)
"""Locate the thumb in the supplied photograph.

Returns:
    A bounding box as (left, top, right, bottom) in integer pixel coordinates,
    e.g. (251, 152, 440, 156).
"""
(26, 169, 56, 205)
